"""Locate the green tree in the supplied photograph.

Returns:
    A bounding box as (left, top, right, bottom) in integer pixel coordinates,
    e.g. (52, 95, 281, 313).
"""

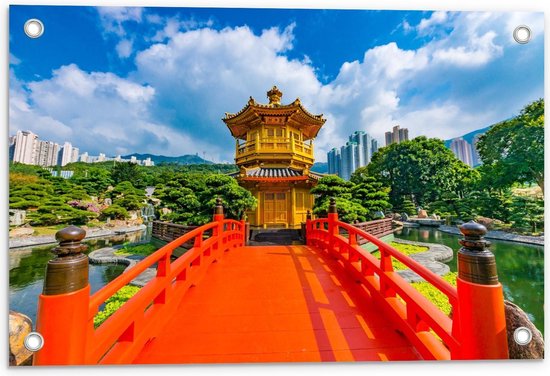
(111, 162, 145, 188)
(350, 167, 391, 219)
(100, 204, 129, 220)
(311, 176, 366, 222)
(368, 137, 475, 208)
(109, 181, 146, 211)
(199, 174, 257, 223)
(509, 196, 544, 233)
(476, 99, 544, 192)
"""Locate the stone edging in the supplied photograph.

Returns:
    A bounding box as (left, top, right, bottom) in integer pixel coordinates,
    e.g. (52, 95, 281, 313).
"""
(9, 225, 147, 249)
(88, 247, 155, 287)
(438, 225, 544, 246)
(391, 238, 454, 283)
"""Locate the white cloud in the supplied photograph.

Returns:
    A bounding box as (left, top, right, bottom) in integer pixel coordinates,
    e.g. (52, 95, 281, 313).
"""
(417, 11, 450, 35)
(115, 39, 134, 58)
(10, 10, 544, 164)
(97, 7, 143, 37)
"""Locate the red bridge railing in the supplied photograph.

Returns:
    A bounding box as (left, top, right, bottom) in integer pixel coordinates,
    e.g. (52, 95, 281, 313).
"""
(34, 198, 245, 365)
(306, 199, 508, 360)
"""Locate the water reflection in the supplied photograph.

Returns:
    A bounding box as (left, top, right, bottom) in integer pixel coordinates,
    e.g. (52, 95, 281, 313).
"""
(9, 231, 145, 324)
(395, 227, 544, 333)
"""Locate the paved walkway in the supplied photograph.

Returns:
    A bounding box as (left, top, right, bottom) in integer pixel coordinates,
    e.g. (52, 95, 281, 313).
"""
(134, 245, 420, 364)
(8, 225, 146, 249)
(439, 225, 544, 246)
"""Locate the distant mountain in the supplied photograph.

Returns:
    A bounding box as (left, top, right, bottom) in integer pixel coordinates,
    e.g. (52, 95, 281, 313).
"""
(311, 162, 328, 174)
(444, 125, 491, 148)
(122, 153, 214, 165)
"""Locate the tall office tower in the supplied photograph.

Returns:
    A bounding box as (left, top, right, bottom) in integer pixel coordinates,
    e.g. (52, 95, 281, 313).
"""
(398, 127, 409, 142)
(349, 131, 366, 167)
(327, 148, 341, 175)
(385, 125, 409, 145)
(36, 140, 60, 166)
(71, 147, 80, 163)
(340, 141, 358, 181)
(371, 138, 379, 154)
(59, 142, 74, 166)
(450, 138, 473, 167)
(80, 152, 89, 163)
(13, 130, 39, 164)
(385, 131, 392, 146)
(472, 134, 483, 167)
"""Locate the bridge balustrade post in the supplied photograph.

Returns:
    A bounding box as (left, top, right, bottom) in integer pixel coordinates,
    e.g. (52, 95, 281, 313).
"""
(213, 197, 225, 252)
(33, 226, 90, 365)
(455, 221, 509, 359)
(327, 198, 339, 251)
(304, 210, 312, 246)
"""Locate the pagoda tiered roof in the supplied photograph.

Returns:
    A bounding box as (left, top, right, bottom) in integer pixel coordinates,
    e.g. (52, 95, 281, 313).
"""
(223, 86, 326, 140)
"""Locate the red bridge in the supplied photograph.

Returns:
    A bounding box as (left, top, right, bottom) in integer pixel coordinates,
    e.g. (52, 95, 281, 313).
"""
(33, 200, 509, 365)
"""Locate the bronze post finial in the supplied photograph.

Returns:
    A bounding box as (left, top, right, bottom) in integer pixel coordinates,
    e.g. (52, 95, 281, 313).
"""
(328, 197, 337, 213)
(457, 221, 499, 285)
(43, 226, 89, 295)
(214, 196, 224, 215)
(306, 210, 312, 220)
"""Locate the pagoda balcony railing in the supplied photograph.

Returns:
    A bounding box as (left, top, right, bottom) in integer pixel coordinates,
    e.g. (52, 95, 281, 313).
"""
(236, 137, 313, 161)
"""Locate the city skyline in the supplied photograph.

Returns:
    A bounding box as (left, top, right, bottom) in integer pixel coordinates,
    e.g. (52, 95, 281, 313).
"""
(9, 129, 155, 167)
(9, 6, 544, 163)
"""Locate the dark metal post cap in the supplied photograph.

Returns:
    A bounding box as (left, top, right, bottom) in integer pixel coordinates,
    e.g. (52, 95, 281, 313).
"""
(328, 197, 337, 213)
(53, 226, 87, 256)
(214, 196, 224, 215)
(459, 220, 490, 251)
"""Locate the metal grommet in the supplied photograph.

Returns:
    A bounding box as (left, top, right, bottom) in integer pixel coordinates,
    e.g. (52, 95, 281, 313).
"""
(24, 18, 44, 38)
(513, 326, 533, 346)
(513, 25, 531, 44)
(24, 332, 44, 352)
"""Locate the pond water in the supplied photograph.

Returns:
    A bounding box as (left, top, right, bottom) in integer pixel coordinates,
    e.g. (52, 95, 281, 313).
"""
(9, 231, 146, 324)
(394, 226, 545, 333)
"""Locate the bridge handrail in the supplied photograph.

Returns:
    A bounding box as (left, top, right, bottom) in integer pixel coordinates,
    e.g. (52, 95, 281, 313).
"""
(308, 216, 459, 359)
(85, 218, 244, 364)
(89, 221, 218, 313)
(338, 220, 458, 304)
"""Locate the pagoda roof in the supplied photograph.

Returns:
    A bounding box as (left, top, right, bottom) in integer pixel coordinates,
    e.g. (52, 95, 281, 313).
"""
(229, 167, 325, 182)
(223, 87, 326, 140)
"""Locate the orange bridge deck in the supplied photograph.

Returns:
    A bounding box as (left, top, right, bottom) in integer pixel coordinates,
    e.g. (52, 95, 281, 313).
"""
(135, 245, 420, 364)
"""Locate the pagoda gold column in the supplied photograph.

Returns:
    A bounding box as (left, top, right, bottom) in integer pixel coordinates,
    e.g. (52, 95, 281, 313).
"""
(289, 185, 296, 227)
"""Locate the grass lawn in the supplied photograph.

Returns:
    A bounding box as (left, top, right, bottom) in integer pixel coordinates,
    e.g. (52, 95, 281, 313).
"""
(114, 243, 159, 257)
(373, 241, 457, 315)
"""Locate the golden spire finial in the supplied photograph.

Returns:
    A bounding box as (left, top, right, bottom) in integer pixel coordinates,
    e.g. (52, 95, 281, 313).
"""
(267, 86, 282, 106)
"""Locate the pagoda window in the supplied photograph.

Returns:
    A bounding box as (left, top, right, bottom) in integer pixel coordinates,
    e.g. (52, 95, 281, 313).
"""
(266, 128, 275, 137)
(276, 128, 284, 138)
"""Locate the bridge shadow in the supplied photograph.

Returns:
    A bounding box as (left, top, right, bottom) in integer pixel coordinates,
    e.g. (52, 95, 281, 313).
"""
(280, 244, 418, 361)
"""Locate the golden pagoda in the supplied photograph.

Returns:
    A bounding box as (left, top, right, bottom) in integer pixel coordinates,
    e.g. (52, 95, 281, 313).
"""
(223, 86, 326, 229)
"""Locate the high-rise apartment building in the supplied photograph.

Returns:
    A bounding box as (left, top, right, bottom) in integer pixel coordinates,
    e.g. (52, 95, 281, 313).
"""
(450, 138, 473, 167)
(59, 142, 74, 166)
(80, 152, 89, 163)
(71, 147, 80, 163)
(36, 140, 60, 167)
(13, 130, 39, 164)
(385, 125, 409, 146)
(327, 148, 341, 176)
(327, 131, 379, 180)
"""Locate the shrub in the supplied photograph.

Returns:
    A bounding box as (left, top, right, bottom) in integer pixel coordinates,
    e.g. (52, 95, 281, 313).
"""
(410, 272, 457, 315)
(100, 204, 128, 220)
(93, 285, 141, 328)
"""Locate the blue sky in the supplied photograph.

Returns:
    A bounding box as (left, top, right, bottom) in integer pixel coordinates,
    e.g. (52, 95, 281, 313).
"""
(9, 5, 544, 162)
